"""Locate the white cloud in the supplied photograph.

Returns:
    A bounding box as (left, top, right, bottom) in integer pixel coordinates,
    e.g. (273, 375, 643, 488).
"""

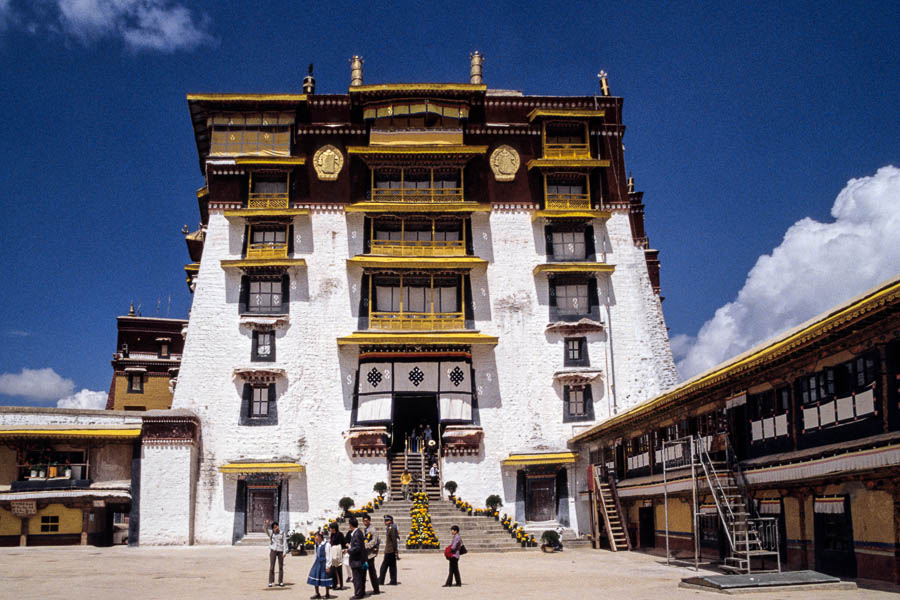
(6, 330, 31, 337)
(57, 388, 108, 409)
(675, 165, 900, 380)
(8, 0, 212, 51)
(0, 367, 75, 400)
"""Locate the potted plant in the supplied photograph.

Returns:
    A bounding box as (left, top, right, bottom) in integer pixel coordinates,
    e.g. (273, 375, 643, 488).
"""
(63, 459, 72, 479)
(540, 530, 561, 553)
(485, 494, 503, 518)
(48, 461, 58, 478)
(339, 496, 355, 517)
(373, 481, 387, 501)
(37, 465, 46, 479)
(443, 480, 457, 501)
(288, 532, 306, 556)
(26, 462, 36, 479)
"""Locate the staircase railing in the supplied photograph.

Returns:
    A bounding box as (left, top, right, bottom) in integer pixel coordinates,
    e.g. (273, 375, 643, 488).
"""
(608, 473, 632, 550)
(694, 436, 736, 552)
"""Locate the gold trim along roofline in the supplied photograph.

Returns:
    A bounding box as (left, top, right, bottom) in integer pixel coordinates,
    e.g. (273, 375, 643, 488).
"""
(527, 109, 606, 122)
(218, 462, 304, 473)
(533, 262, 615, 275)
(501, 452, 578, 466)
(187, 94, 308, 103)
(0, 429, 142, 439)
(347, 145, 488, 155)
(569, 275, 900, 444)
(532, 210, 611, 221)
(347, 256, 487, 269)
(223, 209, 310, 218)
(349, 83, 487, 94)
(345, 202, 491, 213)
(527, 158, 610, 170)
(221, 258, 307, 269)
(337, 332, 498, 346)
(234, 156, 306, 166)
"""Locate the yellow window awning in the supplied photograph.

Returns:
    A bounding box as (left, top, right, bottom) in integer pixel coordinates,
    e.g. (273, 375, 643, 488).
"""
(218, 462, 304, 474)
(502, 452, 578, 466)
(346, 256, 487, 270)
(533, 262, 615, 276)
(337, 332, 498, 347)
(0, 428, 142, 440)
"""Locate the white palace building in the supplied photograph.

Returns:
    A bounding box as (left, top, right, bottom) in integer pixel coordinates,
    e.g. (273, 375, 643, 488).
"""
(137, 56, 676, 545)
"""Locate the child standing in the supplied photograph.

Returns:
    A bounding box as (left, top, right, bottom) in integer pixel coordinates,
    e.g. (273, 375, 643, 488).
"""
(307, 531, 333, 599)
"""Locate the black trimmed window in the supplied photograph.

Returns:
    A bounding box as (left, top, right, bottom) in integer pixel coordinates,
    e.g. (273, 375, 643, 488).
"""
(252, 330, 276, 362)
(40, 515, 59, 532)
(563, 384, 594, 422)
(545, 223, 595, 262)
(240, 383, 278, 426)
(240, 274, 289, 315)
(127, 373, 143, 393)
(799, 369, 834, 405)
(564, 337, 589, 367)
(549, 276, 599, 322)
(158, 342, 170, 359)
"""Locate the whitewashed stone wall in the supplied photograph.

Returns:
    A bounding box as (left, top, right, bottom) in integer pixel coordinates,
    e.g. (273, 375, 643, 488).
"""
(165, 201, 675, 543)
(139, 443, 196, 545)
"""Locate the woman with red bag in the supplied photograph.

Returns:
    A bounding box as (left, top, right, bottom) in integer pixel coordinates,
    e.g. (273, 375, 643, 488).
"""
(442, 525, 463, 587)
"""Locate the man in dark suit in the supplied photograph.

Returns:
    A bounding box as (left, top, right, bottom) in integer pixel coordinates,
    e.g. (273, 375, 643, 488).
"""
(347, 517, 367, 599)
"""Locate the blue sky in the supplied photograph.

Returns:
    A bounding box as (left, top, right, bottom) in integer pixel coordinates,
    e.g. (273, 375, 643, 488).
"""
(0, 1, 897, 407)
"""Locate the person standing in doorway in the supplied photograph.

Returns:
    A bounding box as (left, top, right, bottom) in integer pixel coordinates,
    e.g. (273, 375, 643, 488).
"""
(423, 423, 433, 444)
(347, 517, 367, 599)
(378, 515, 400, 585)
(443, 525, 463, 587)
(264, 519, 287, 588)
(362, 515, 381, 595)
(400, 469, 412, 500)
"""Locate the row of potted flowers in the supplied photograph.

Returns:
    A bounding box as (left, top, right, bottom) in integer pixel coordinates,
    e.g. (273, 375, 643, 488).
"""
(406, 492, 439, 549)
(500, 514, 538, 547)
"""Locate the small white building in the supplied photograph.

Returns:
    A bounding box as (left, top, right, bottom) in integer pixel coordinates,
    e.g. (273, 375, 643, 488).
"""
(144, 58, 677, 544)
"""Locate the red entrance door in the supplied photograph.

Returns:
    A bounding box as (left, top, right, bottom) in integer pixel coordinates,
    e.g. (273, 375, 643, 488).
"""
(526, 475, 556, 522)
(248, 490, 275, 533)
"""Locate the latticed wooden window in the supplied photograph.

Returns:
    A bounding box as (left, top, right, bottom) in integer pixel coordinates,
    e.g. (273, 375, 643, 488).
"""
(552, 231, 586, 259)
(555, 283, 588, 315)
(40, 515, 59, 532)
(249, 279, 282, 313)
(567, 386, 586, 417)
(209, 112, 293, 156)
(251, 386, 269, 417)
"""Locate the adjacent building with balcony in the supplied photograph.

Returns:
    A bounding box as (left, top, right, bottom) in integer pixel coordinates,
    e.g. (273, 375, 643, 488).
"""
(156, 56, 676, 545)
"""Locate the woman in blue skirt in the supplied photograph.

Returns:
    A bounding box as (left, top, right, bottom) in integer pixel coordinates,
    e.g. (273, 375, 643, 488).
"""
(307, 531, 333, 599)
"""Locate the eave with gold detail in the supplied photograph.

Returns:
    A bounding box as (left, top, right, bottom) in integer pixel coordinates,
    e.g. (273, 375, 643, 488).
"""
(348, 145, 488, 157)
(349, 83, 486, 100)
(220, 258, 307, 271)
(224, 208, 310, 218)
(533, 262, 615, 276)
(218, 462, 304, 474)
(0, 428, 142, 440)
(345, 202, 490, 214)
(337, 332, 498, 347)
(187, 93, 308, 103)
(347, 256, 487, 270)
(501, 451, 578, 466)
(532, 209, 611, 221)
(527, 109, 606, 122)
(234, 156, 306, 168)
(527, 158, 610, 171)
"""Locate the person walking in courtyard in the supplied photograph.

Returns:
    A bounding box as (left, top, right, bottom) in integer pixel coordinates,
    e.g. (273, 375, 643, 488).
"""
(328, 522, 346, 590)
(264, 519, 287, 588)
(362, 514, 381, 595)
(307, 531, 333, 599)
(443, 525, 463, 587)
(400, 469, 412, 500)
(378, 514, 400, 586)
(347, 517, 367, 599)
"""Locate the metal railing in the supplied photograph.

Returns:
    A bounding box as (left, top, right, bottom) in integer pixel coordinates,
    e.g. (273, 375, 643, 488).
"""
(369, 239, 465, 257)
(247, 193, 290, 209)
(246, 242, 288, 259)
(545, 193, 591, 210)
(371, 187, 464, 204)
(369, 311, 464, 331)
(543, 143, 591, 159)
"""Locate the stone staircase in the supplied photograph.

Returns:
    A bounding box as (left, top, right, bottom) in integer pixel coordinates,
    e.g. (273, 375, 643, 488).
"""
(388, 451, 441, 502)
(235, 532, 270, 546)
(367, 499, 535, 553)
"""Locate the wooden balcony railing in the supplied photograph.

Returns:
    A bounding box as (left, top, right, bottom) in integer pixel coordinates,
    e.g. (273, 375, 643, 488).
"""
(371, 187, 464, 204)
(369, 239, 466, 257)
(246, 242, 288, 259)
(247, 193, 290, 210)
(543, 143, 591, 159)
(545, 193, 591, 210)
(18, 463, 89, 480)
(369, 311, 465, 331)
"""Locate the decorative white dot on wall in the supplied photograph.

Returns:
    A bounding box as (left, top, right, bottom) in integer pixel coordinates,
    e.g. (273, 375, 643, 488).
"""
(486, 373, 492, 382)
(352, 284, 357, 293)
(290, 281, 297, 290)
(481, 288, 486, 296)
(482, 232, 488, 240)
(351, 231, 357, 239)
(346, 375, 353, 385)
(295, 234, 302, 243)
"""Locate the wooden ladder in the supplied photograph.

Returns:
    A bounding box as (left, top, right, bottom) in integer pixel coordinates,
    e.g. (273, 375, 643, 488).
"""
(592, 466, 631, 551)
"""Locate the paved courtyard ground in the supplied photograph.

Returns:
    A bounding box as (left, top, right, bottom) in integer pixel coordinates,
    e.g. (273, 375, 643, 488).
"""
(1, 545, 897, 599)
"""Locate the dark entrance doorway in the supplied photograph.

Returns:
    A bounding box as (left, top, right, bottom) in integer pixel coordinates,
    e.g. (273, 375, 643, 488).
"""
(639, 506, 656, 548)
(391, 394, 439, 452)
(248, 489, 276, 533)
(525, 474, 556, 521)
(814, 497, 856, 578)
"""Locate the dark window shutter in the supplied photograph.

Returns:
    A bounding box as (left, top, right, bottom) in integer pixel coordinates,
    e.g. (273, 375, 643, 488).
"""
(358, 274, 370, 330)
(464, 274, 474, 327)
(242, 225, 250, 258)
(584, 225, 596, 260)
(545, 225, 554, 257)
(251, 330, 259, 360)
(288, 224, 294, 255)
(563, 386, 570, 420)
(267, 384, 276, 415)
(269, 332, 276, 363)
(239, 276, 249, 314)
(584, 384, 595, 420)
(588, 278, 599, 309)
(281, 274, 290, 313)
(363, 217, 371, 254)
(464, 218, 474, 255)
(242, 383, 252, 418)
